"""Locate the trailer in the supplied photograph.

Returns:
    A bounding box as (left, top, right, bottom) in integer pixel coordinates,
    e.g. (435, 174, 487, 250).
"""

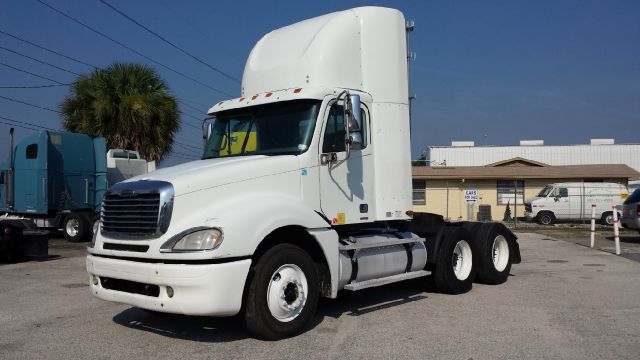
(87, 6, 521, 339)
(0, 129, 153, 251)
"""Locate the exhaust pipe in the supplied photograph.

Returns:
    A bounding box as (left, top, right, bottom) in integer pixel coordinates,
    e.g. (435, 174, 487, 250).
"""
(7, 128, 14, 211)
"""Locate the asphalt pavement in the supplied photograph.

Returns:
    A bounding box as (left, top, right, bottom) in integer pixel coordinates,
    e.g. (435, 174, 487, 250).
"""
(1, 233, 639, 359)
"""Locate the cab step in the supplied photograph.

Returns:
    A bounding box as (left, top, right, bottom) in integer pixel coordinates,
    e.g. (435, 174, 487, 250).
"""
(339, 237, 424, 251)
(343, 270, 429, 291)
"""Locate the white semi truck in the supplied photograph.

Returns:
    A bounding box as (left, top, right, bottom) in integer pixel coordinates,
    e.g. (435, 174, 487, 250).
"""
(86, 7, 521, 339)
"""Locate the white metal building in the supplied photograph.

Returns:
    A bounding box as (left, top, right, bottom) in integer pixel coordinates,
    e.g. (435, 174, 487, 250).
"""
(426, 139, 640, 172)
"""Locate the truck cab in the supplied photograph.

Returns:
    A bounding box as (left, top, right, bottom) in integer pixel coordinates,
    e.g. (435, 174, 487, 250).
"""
(87, 7, 520, 339)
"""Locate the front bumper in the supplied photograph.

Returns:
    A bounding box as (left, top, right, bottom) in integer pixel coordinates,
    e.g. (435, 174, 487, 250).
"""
(86, 254, 251, 316)
(524, 211, 535, 221)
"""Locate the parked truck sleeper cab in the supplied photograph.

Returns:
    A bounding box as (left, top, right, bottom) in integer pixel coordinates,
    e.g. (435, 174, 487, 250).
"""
(87, 7, 520, 340)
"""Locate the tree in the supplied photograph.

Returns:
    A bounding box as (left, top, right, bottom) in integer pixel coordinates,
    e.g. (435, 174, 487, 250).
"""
(61, 63, 179, 161)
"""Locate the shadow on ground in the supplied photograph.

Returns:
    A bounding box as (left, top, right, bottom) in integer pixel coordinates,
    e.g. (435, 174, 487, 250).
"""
(606, 235, 640, 244)
(112, 277, 433, 342)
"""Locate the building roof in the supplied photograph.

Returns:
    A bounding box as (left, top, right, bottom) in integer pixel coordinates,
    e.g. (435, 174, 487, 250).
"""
(412, 158, 640, 180)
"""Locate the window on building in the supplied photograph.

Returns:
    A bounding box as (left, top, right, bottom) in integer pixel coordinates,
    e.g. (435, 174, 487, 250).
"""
(413, 180, 426, 205)
(497, 180, 524, 205)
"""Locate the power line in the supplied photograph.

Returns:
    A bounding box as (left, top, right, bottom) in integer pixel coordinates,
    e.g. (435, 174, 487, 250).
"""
(180, 111, 204, 122)
(0, 29, 97, 69)
(0, 84, 70, 89)
(172, 150, 200, 158)
(1, 62, 67, 85)
(174, 139, 201, 150)
(98, 0, 241, 84)
(165, 153, 197, 161)
(37, 0, 233, 97)
(0, 94, 60, 114)
(174, 142, 202, 154)
(0, 114, 57, 131)
(0, 119, 40, 132)
(181, 99, 211, 109)
(0, 46, 81, 76)
(178, 99, 206, 114)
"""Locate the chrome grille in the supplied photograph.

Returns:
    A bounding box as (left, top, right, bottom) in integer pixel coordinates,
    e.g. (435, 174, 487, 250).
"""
(101, 180, 174, 239)
(102, 193, 160, 236)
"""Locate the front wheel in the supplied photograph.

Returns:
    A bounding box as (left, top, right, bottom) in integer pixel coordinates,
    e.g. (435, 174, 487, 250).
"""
(244, 244, 319, 340)
(433, 227, 475, 294)
(536, 212, 555, 226)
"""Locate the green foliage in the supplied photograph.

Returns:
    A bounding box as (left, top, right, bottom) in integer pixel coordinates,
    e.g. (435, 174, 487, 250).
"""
(61, 63, 179, 161)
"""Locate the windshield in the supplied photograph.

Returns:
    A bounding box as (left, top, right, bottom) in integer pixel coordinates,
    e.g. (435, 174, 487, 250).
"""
(203, 100, 321, 159)
(537, 186, 553, 197)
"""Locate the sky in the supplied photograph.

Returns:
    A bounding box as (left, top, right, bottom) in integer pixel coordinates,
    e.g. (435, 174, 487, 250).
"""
(1, 0, 639, 167)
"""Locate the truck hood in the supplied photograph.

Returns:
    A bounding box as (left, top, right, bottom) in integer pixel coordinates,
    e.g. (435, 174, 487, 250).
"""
(125, 155, 299, 196)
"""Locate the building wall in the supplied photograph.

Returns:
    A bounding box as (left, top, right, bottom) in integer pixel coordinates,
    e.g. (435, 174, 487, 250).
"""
(427, 144, 640, 172)
(412, 178, 627, 221)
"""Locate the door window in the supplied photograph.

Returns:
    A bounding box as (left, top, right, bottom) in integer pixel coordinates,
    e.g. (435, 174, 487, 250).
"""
(322, 104, 367, 153)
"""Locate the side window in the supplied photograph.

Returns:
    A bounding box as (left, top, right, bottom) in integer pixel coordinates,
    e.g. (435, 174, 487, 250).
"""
(322, 104, 368, 153)
(26, 144, 38, 159)
(559, 188, 568, 197)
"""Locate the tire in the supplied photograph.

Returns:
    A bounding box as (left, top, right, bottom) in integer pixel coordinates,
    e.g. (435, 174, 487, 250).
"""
(472, 223, 512, 285)
(62, 212, 90, 242)
(536, 212, 555, 226)
(601, 212, 620, 226)
(433, 227, 475, 294)
(244, 244, 319, 340)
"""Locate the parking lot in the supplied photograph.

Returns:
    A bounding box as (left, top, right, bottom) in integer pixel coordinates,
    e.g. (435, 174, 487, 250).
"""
(1, 231, 639, 359)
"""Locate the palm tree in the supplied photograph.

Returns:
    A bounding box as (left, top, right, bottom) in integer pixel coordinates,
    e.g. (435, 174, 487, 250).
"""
(61, 63, 180, 161)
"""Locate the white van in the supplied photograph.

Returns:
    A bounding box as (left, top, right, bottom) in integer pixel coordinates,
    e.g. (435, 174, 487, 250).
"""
(525, 182, 628, 225)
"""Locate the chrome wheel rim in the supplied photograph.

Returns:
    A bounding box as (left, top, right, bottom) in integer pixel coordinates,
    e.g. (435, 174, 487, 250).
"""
(452, 240, 472, 280)
(66, 219, 79, 237)
(492, 235, 510, 272)
(267, 264, 308, 322)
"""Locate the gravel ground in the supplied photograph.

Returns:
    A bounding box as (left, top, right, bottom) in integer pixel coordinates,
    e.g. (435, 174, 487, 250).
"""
(0, 232, 639, 359)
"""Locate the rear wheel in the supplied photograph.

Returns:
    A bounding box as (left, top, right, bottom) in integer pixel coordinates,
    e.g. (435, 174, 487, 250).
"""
(536, 212, 555, 225)
(472, 223, 513, 284)
(63, 212, 90, 242)
(244, 244, 319, 340)
(433, 227, 475, 294)
(601, 212, 620, 226)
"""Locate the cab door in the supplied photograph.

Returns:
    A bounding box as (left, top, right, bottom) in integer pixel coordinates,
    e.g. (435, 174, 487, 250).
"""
(318, 101, 374, 225)
(550, 186, 570, 220)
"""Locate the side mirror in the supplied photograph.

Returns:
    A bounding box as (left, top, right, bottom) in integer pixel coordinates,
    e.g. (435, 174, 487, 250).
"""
(348, 94, 362, 150)
(202, 117, 213, 149)
(344, 93, 362, 158)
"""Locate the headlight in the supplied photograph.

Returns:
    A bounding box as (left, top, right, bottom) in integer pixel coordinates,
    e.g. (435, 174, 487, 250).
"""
(161, 228, 223, 252)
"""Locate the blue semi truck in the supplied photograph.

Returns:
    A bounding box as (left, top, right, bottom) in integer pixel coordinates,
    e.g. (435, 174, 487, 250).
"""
(1, 129, 153, 258)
